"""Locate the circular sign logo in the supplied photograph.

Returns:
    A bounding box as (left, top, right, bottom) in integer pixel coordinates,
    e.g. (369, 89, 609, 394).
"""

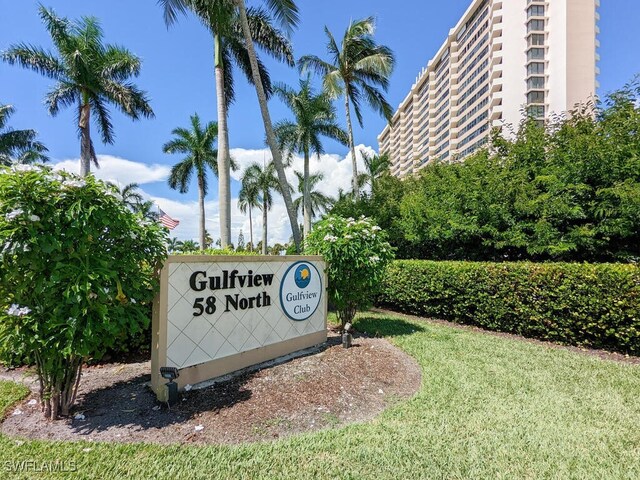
(280, 261, 322, 321)
(294, 264, 311, 288)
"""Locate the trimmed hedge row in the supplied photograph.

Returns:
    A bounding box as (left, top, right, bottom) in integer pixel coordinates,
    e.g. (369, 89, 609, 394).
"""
(377, 261, 640, 355)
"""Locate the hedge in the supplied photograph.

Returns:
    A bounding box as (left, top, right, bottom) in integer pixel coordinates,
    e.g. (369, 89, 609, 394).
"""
(377, 261, 640, 355)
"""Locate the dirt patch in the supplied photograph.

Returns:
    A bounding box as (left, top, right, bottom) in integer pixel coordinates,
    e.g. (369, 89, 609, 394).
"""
(0, 333, 421, 445)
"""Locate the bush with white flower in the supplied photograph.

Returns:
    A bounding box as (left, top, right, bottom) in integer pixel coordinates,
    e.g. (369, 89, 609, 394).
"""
(0, 165, 167, 419)
(305, 215, 394, 329)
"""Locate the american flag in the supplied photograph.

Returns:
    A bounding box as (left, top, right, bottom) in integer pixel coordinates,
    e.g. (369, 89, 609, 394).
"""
(158, 208, 180, 230)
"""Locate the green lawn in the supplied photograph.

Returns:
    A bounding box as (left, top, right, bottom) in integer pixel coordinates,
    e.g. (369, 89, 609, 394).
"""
(0, 380, 29, 417)
(1, 311, 639, 479)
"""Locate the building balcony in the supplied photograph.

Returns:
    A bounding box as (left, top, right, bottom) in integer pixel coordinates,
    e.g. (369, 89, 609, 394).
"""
(490, 65, 503, 80)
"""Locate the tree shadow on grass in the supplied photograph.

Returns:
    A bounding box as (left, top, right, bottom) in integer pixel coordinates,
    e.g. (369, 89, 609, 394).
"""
(355, 315, 426, 338)
(71, 370, 254, 436)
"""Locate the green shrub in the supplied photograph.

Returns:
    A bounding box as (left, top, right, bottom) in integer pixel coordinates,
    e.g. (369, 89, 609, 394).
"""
(378, 260, 640, 355)
(0, 165, 167, 418)
(306, 215, 394, 328)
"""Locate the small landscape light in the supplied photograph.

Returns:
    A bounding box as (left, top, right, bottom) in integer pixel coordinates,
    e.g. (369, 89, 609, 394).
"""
(160, 366, 179, 381)
(160, 367, 179, 405)
(342, 322, 353, 349)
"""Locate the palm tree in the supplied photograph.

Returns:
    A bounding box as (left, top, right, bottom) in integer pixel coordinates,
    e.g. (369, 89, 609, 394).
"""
(238, 178, 262, 251)
(292, 171, 333, 228)
(2, 7, 153, 176)
(299, 17, 396, 199)
(232, 0, 303, 251)
(121, 182, 145, 210)
(163, 114, 219, 251)
(135, 200, 160, 221)
(107, 182, 145, 211)
(167, 237, 184, 253)
(0, 104, 48, 165)
(159, 0, 293, 249)
(241, 161, 280, 255)
(274, 77, 347, 237)
(179, 239, 200, 252)
(357, 151, 390, 196)
(204, 230, 214, 249)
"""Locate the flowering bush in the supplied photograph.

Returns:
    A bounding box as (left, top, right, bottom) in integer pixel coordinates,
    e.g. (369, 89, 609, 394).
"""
(305, 215, 394, 328)
(0, 165, 167, 419)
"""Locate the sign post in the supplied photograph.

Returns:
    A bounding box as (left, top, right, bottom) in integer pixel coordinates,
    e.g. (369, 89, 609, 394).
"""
(151, 255, 327, 400)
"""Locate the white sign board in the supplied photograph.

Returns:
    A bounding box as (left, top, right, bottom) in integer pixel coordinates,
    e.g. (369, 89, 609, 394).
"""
(151, 256, 327, 395)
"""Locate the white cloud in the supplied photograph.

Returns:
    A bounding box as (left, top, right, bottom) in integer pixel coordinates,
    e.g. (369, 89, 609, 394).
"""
(230, 144, 375, 198)
(52, 155, 171, 186)
(159, 145, 377, 246)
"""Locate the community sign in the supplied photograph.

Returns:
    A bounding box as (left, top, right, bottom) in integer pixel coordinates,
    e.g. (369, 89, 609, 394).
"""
(151, 255, 327, 396)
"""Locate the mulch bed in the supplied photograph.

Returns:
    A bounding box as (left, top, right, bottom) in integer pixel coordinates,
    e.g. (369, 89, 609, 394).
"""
(0, 332, 421, 445)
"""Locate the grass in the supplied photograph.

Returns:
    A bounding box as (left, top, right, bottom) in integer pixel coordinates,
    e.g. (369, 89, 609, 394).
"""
(0, 311, 639, 479)
(0, 381, 29, 417)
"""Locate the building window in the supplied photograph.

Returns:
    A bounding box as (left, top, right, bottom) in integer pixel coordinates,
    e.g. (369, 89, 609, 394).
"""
(527, 19, 545, 32)
(527, 5, 545, 17)
(527, 48, 545, 60)
(527, 76, 545, 90)
(527, 91, 545, 104)
(527, 62, 545, 75)
(527, 105, 545, 118)
(528, 34, 545, 46)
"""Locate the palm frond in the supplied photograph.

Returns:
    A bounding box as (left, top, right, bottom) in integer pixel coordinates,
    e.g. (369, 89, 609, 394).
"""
(101, 80, 154, 119)
(158, 0, 190, 27)
(38, 6, 74, 53)
(46, 82, 79, 116)
(298, 54, 333, 78)
(91, 97, 115, 145)
(168, 157, 195, 194)
(101, 45, 142, 80)
(262, 0, 299, 32)
(163, 137, 192, 154)
(228, 37, 274, 99)
(221, 42, 236, 107)
(242, 7, 294, 66)
(1, 44, 65, 80)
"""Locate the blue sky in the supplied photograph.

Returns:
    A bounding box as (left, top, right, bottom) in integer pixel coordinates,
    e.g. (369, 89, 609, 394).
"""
(1, 0, 639, 243)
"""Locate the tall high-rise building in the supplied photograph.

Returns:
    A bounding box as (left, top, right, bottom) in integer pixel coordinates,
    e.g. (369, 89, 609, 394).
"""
(378, 0, 599, 178)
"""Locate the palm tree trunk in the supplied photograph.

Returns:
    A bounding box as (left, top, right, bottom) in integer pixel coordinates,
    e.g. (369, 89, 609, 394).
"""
(248, 207, 254, 252)
(214, 33, 232, 249)
(262, 196, 268, 255)
(198, 175, 206, 252)
(303, 150, 311, 239)
(234, 0, 302, 252)
(79, 101, 92, 177)
(344, 94, 359, 199)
